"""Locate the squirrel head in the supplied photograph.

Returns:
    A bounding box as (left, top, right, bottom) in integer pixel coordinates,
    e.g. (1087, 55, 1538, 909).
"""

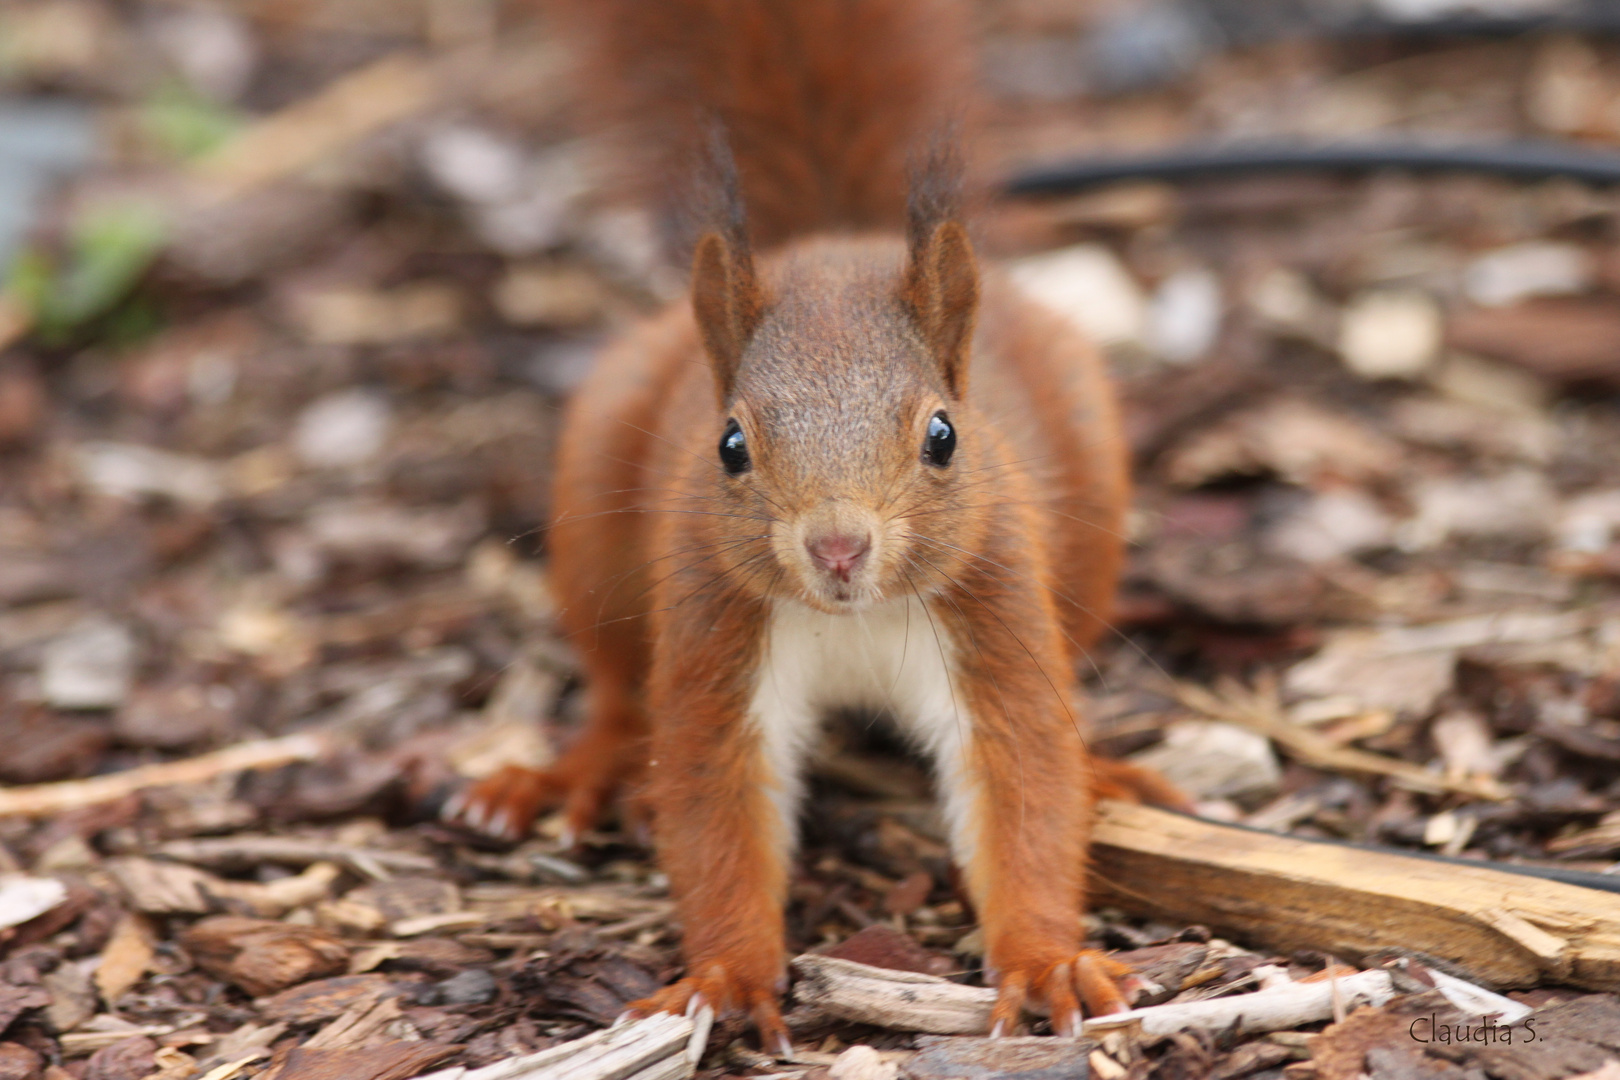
(688, 211, 985, 614)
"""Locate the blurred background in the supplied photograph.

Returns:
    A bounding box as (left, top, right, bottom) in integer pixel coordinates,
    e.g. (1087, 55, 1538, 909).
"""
(0, 0, 1619, 1072)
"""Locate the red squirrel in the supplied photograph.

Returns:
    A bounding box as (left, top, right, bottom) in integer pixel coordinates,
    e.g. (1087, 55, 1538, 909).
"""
(444, 0, 1189, 1050)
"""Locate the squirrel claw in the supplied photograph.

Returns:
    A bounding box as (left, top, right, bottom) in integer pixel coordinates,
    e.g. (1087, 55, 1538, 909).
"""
(1073, 950, 1136, 1017)
(630, 968, 787, 1059)
(987, 949, 1137, 1037)
(441, 765, 558, 843)
(443, 749, 636, 846)
(988, 970, 1027, 1039)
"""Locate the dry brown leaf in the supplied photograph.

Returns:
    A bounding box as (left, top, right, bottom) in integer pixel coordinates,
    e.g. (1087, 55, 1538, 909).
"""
(0, 986, 51, 1039)
(42, 965, 97, 1033)
(140, 1047, 197, 1080)
(105, 860, 213, 916)
(0, 1042, 43, 1080)
(257, 976, 398, 1026)
(1310, 996, 1465, 1080)
(181, 917, 348, 996)
(197, 1023, 286, 1073)
(83, 1037, 155, 1080)
(1160, 398, 1402, 489)
(346, 943, 401, 976)
(304, 997, 405, 1052)
(257, 1041, 456, 1080)
(95, 914, 155, 1004)
(192, 1056, 265, 1080)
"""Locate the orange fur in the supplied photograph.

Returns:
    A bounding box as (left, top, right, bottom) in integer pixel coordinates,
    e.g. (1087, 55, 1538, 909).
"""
(446, 0, 1187, 1047)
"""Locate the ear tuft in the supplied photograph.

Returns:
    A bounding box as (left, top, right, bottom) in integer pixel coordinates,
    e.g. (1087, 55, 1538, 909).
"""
(903, 218, 979, 398)
(691, 230, 763, 401)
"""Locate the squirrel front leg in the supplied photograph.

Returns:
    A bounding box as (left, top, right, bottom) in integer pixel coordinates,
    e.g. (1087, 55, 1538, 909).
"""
(625, 609, 800, 1057)
(923, 593, 1136, 1036)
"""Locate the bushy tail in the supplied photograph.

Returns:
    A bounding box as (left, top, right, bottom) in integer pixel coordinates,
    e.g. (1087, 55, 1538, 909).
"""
(549, 0, 977, 248)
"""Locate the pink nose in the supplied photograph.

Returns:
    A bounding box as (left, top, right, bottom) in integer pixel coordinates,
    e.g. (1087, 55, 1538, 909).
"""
(806, 532, 871, 583)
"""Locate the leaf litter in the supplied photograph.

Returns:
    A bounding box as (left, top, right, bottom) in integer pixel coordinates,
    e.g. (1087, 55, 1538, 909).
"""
(1, 2, 1619, 1078)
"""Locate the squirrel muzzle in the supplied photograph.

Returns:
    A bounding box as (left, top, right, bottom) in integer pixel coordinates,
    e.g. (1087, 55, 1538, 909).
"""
(782, 499, 888, 609)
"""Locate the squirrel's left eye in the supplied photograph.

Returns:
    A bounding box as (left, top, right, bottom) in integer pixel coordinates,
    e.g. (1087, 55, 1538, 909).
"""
(719, 418, 750, 474)
(922, 411, 955, 467)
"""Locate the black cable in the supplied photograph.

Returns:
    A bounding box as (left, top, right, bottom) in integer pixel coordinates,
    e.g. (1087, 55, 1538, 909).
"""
(1393, 846, 1620, 895)
(1324, 13, 1620, 39)
(1206, 1, 1620, 45)
(1006, 138, 1620, 196)
(1082, 2, 1620, 94)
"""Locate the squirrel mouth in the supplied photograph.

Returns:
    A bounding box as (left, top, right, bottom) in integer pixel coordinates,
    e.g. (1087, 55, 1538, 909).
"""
(808, 579, 883, 611)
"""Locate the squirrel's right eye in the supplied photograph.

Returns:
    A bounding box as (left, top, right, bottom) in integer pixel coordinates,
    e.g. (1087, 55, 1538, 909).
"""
(719, 418, 750, 474)
(922, 411, 955, 467)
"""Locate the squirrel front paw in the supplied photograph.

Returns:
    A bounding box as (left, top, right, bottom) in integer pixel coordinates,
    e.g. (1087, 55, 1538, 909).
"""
(442, 758, 638, 845)
(625, 963, 791, 1060)
(441, 765, 567, 843)
(988, 949, 1141, 1038)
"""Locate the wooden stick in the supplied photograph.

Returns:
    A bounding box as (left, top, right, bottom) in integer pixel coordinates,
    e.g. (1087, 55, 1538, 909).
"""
(791, 955, 994, 1035)
(1424, 968, 1533, 1023)
(1174, 678, 1508, 801)
(1090, 801, 1620, 992)
(154, 836, 436, 875)
(789, 955, 1394, 1039)
(188, 38, 562, 205)
(192, 55, 438, 200)
(0, 734, 329, 819)
(404, 1014, 694, 1080)
(1082, 970, 1394, 1038)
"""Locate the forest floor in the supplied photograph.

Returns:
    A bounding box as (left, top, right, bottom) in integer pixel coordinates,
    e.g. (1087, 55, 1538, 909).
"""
(0, 2, 1618, 1078)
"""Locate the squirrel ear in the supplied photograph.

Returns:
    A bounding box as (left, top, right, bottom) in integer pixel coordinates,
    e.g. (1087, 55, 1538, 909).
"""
(903, 219, 978, 398)
(691, 231, 763, 402)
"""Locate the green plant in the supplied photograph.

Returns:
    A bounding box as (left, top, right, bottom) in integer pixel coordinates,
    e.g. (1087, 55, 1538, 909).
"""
(6, 201, 167, 345)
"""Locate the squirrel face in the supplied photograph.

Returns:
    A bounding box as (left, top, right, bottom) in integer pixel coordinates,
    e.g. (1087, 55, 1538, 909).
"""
(693, 235, 984, 614)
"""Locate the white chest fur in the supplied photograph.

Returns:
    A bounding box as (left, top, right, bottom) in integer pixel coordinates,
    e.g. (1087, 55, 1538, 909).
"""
(746, 596, 977, 861)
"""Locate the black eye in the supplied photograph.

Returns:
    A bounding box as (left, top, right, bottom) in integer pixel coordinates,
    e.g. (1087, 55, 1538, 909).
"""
(719, 418, 750, 474)
(923, 411, 955, 467)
